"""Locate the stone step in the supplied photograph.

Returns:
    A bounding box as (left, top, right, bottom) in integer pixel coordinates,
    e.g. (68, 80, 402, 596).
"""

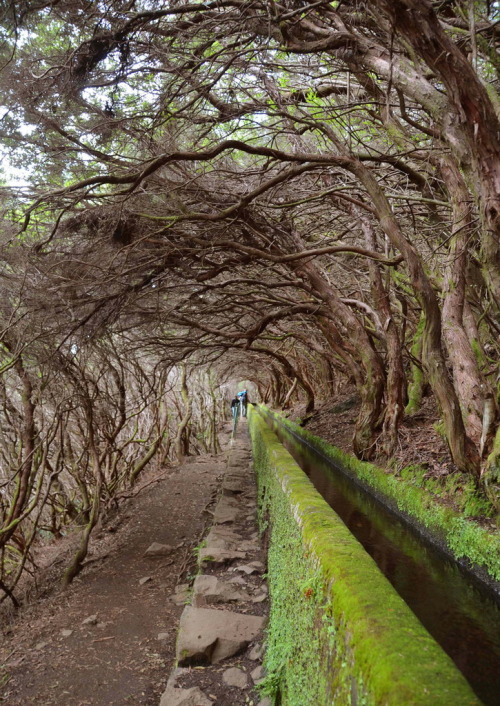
(176, 606, 265, 665)
(213, 496, 241, 524)
(192, 574, 251, 606)
(198, 548, 246, 566)
(204, 526, 240, 551)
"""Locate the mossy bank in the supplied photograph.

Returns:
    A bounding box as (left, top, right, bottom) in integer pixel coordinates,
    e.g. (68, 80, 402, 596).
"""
(248, 408, 480, 706)
(262, 406, 500, 588)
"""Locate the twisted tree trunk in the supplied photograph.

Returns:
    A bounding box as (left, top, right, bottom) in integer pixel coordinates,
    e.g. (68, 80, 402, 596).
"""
(357, 210, 405, 457)
(350, 160, 480, 475)
(440, 157, 489, 445)
(373, 0, 500, 307)
(287, 231, 385, 458)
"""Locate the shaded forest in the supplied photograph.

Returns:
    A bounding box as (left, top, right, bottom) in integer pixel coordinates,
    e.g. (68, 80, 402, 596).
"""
(0, 0, 499, 605)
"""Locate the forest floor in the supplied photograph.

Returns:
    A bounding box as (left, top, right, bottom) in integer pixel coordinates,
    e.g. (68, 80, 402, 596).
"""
(298, 383, 459, 478)
(0, 431, 233, 705)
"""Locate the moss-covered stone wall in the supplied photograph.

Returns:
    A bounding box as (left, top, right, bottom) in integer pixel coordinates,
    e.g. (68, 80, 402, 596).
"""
(248, 408, 481, 706)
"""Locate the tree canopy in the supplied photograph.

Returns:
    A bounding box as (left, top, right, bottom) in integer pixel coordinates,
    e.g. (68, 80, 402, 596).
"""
(0, 0, 499, 602)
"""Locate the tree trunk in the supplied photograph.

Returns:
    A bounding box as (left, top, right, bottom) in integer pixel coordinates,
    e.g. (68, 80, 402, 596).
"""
(350, 160, 480, 475)
(357, 209, 405, 456)
(373, 0, 500, 307)
(0, 357, 37, 551)
(252, 348, 315, 413)
(483, 426, 500, 511)
(63, 478, 101, 586)
(130, 435, 163, 485)
(286, 230, 385, 458)
(63, 403, 102, 586)
(174, 365, 192, 462)
(440, 157, 487, 445)
(208, 375, 221, 454)
(405, 314, 425, 416)
(282, 377, 298, 409)
(317, 317, 364, 387)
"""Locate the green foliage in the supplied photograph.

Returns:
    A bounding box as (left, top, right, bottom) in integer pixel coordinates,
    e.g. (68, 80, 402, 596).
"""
(433, 419, 447, 440)
(483, 427, 500, 511)
(400, 465, 494, 518)
(0, 671, 11, 690)
(405, 313, 425, 416)
(192, 538, 206, 558)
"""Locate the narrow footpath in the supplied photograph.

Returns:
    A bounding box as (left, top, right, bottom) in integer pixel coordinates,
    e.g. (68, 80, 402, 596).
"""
(0, 421, 267, 706)
(162, 420, 269, 706)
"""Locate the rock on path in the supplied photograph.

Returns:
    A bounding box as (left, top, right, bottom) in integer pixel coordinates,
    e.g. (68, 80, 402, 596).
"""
(176, 606, 265, 665)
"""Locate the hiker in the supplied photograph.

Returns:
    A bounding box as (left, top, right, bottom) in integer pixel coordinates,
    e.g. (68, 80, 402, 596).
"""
(238, 389, 249, 417)
(231, 396, 240, 420)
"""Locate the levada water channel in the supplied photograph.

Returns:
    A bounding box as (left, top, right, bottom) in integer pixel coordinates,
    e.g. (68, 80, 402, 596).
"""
(262, 412, 500, 705)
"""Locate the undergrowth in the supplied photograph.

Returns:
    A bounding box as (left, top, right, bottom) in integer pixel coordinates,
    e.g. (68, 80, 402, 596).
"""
(399, 464, 494, 519)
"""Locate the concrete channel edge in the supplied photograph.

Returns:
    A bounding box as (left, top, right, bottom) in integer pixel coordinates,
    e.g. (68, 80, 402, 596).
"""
(248, 407, 481, 706)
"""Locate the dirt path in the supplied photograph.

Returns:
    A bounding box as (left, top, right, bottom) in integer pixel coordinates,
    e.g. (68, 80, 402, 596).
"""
(0, 439, 229, 705)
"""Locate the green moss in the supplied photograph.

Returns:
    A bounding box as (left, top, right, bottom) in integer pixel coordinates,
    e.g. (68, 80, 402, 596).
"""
(396, 466, 493, 519)
(405, 313, 425, 416)
(248, 408, 480, 706)
(470, 337, 488, 371)
(483, 427, 500, 512)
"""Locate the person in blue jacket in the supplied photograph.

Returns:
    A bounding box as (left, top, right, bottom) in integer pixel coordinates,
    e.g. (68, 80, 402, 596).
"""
(237, 390, 249, 417)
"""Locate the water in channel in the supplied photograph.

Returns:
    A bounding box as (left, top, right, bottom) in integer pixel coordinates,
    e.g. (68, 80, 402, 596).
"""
(268, 418, 500, 706)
